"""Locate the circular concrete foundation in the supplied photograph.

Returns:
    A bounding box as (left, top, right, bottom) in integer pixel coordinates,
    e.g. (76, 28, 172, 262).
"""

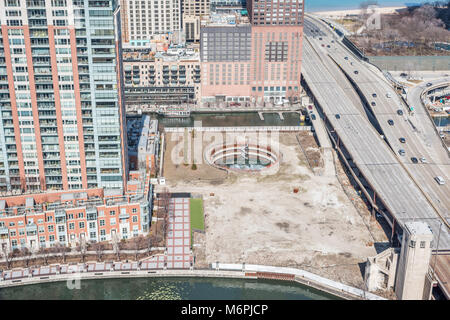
(205, 143, 279, 172)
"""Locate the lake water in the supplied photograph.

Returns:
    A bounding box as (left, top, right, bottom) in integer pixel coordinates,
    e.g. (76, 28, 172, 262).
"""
(306, 0, 427, 12)
(0, 277, 339, 300)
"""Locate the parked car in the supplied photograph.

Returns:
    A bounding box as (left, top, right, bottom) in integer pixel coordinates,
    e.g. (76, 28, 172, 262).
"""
(411, 157, 418, 163)
(372, 93, 377, 98)
(399, 137, 406, 143)
(371, 102, 376, 107)
(420, 157, 427, 163)
(311, 114, 316, 120)
(388, 119, 394, 126)
(354, 70, 359, 74)
(398, 149, 405, 156)
(308, 105, 313, 110)
(327, 45, 331, 48)
(335, 114, 341, 119)
(400, 73, 407, 77)
(435, 176, 445, 185)
(344, 56, 349, 60)
(386, 93, 392, 98)
(397, 109, 403, 115)
(426, 82, 432, 87)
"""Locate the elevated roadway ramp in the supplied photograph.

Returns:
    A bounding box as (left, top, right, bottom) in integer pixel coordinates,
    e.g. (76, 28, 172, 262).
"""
(302, 35, 450, 251)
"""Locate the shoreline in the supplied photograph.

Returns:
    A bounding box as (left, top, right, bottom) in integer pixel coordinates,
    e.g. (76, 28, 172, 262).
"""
(0, 263, 386, 300)
(311, 6, 407, 18)
(0, 270, 355, 301)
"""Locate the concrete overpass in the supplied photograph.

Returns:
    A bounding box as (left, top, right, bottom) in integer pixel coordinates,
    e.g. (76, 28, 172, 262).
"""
(302, 16, 449, 253)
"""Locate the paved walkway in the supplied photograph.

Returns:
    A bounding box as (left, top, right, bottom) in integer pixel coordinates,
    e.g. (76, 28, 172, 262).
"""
(166, 198, 193, 269)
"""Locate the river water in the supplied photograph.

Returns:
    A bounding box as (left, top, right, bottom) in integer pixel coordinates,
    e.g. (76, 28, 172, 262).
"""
(149, 112, 308, 128)
(0, 277, 339, 300)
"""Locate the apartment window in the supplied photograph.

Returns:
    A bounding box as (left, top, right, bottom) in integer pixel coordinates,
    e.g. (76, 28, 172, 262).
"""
(48, 225, 54, 232)
(110, 210, 115, 216)
(89, 222, 95, 229)
(110, 218, 116, 225)
(58, 225, 65, 232)
(409, 240, 416, 248)
(132, 216, 138, 223)
(49, 235, 55, 242)
(132, 208, 137, 214)
(79, 222, 85, 229)
(9, 231, 16, 237)
(420, 241, 426, 248)
(69, 223, 75, 230)
(99, 219, 105, 226)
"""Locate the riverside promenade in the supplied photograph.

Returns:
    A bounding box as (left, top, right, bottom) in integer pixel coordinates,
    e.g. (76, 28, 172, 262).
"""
(0, 261, 385, 300)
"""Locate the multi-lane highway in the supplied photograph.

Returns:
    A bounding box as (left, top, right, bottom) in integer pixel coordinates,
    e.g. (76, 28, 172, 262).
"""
(302, 16, 449, 250)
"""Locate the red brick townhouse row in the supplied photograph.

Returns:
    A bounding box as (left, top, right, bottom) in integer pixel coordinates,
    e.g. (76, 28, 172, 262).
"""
(0, 173, 152, 252)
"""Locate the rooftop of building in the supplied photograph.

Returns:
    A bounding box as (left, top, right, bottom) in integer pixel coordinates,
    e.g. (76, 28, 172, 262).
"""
(123, 45, 200, 63)
(202, 12, 250, 27)
(404, 221, 433, 236)
(0, 173, 151, 218)
(127, 115, 159, 156)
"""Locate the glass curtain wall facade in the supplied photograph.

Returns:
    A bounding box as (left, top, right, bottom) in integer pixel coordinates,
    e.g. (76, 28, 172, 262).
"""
(0, 0, 127, 193)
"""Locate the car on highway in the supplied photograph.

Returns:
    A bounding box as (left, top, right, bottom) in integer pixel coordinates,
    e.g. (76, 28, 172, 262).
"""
(335, 114, 341, 119)
(398, 149, 405, 156)
(311, 114, 316, 120)
(371, 102, 376, 107)
(386, 93, 392, 98)
(354, 70, 358, 74)
(420, 157, 427, 163)
(411, 157, 418, 163)
(308, 105, 313, 110)
(426, 82, 432, 87)
(435, 176, 445, 185)
(388, 119, 394, 126)
(372, 93, 377, 98)
(321, 44, 325, 47)
(319, 37, 322, 40)
(230, 102, 241, 107)
(400, 73, 407, 77)
(399, 137, 406, 143)
(331, 40, 335, 43)
(344, 56, 349, 60)
(397, 109, 403, 115)
(327, 45, 331, 48)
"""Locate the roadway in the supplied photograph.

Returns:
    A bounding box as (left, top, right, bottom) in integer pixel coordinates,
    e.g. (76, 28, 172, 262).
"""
(302, 17, 450, 250)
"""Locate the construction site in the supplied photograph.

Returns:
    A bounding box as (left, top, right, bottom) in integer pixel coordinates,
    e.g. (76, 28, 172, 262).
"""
(157, 128, 390, 291)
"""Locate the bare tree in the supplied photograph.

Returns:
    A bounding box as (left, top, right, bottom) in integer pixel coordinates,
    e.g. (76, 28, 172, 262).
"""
(146, 234, 154, 255)
(21, 247, 33, 267)
(158, 188, 171, 244)
(38, 247, 51, 265)
(2, 246, 15, 269)
(132, 236, 145, 260)
(93, 242, 105, 262)
(76, 243, 87, 263)
(55, 243, 70, 264)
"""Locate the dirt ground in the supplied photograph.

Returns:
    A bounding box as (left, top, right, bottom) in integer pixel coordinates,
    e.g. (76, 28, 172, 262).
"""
(158, 131, 389, 289)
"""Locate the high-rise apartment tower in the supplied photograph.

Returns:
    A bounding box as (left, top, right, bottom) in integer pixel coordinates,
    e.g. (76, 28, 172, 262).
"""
(0, 0, 128, 193)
